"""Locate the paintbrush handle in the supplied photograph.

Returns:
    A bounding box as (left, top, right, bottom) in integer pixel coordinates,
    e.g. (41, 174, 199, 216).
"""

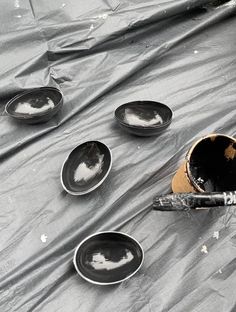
(153, 191, 236, 211)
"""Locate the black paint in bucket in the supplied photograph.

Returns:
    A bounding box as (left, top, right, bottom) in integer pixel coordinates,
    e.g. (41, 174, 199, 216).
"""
(187, 135, 236, 192)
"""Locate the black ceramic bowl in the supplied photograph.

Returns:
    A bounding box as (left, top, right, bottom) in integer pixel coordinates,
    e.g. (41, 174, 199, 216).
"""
(61, 141, 112, 196)
(115, 101, 172, 136)
(73, 231, 144, 285)
(5, 87, 63, 124)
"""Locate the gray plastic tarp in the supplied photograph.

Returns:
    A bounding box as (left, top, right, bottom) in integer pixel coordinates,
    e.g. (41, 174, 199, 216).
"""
(0, 0, 236, 311)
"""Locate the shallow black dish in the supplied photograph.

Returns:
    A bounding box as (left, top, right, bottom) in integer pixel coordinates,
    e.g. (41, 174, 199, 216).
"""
(73, 231, 144, 285)
(5, 87, 63, 124)
(115, 101, 172, 136)
(61, 141, 112, 195)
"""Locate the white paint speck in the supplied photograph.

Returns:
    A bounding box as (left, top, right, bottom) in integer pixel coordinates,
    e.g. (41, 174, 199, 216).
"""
(15, 14, 22, 18)
(97, 13, 108, 19)
(15, 0, 20, 8)
(194, 50, 199, 54)
(102, 13, 108, 19)
(218, 269, 222, 274)
(138, 146, 141, 149)
(89, 24, 94, 31)
(61, 3, 66, 8)
(40, 234, 48, 243)
(197, 177, 204, 183)
(213, 231, 219, 240)
(201, 245, 208, 254)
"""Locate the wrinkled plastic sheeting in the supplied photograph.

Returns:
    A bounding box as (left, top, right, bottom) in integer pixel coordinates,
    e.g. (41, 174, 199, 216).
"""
(0, 0, 236, 311)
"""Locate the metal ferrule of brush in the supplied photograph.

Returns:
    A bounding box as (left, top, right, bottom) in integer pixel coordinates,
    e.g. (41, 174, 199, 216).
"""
(153, 191, 236, 211)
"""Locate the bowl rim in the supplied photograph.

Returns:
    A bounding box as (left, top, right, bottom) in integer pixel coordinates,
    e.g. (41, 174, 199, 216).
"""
(60, 140, 112, 196)
(5, 87, 63, 119)
(114, 100, 173, 129)
(73, 231, 144, 285)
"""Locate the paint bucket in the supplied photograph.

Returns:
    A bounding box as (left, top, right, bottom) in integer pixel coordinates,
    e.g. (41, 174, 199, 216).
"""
(172, 133, 236, 193)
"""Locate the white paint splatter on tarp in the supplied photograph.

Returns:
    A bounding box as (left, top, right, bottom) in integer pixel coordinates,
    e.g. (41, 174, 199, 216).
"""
(89, 24, 94, 31)
(194, 50, 199, 54)
(213, 231, 219, 240)
(218, 269, 222, 274)
(97, 13, 108, 20)
(61, 3, 66, 8)
(15, 0, 20, 8)
(102, 13, 108, 19)
(201, 245, 208, 254)
(40, 234, 48, 243)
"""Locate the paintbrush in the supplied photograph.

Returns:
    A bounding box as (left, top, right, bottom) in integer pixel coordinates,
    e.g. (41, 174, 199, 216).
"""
(153, 191, 236, 211)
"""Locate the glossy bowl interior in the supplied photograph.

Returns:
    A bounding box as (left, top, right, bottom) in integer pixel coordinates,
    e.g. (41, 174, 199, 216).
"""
(61, 141, 112, 195)
(115, 101, 172, 136)
(73, 232, 144, 285)
(5, 87, 63, 124)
